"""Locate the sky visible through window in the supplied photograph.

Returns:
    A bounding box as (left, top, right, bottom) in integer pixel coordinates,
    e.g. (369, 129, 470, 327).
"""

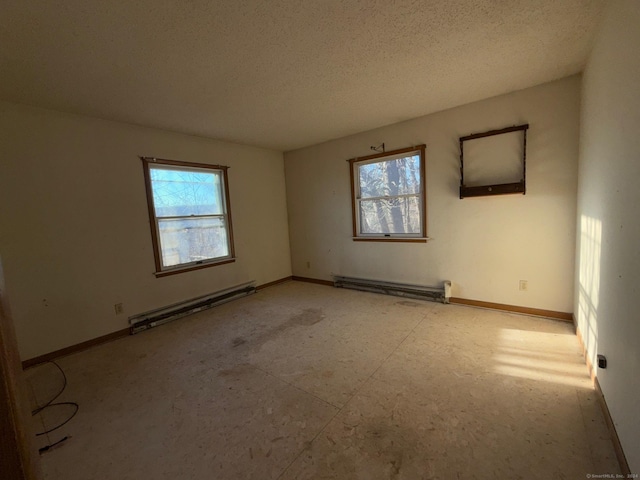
(150, 167, 222, 217)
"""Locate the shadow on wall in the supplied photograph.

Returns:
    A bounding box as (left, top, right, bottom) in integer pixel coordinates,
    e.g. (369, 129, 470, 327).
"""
(576, 214, 602, 371)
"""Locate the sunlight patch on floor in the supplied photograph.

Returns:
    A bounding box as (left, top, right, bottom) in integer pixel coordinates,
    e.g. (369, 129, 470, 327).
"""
(493, 327, 592, 389)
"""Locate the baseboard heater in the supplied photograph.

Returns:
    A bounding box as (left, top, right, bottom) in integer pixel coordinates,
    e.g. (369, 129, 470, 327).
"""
(129, 281, 256, 334)
(333, 275, 452, 304)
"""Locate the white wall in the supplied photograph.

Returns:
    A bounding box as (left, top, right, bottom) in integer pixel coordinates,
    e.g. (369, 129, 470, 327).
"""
(0, 102, 292, 360)
(576, 0, 640, 471)
(285, 76, 580, 313)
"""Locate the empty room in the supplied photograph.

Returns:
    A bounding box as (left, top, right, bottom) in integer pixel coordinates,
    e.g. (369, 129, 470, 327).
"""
(1, 1, 639, 479)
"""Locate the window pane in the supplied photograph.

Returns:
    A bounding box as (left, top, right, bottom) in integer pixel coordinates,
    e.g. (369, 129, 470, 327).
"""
(157, 217, 229, 267)
(359, 196, 421, 234)
(358, 155, 421, 199)
(150, 167, 223, 217)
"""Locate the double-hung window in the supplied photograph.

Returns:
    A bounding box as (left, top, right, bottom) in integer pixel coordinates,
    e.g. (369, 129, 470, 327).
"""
(349, 145, 427, 242)
(141, 157, 235, 276)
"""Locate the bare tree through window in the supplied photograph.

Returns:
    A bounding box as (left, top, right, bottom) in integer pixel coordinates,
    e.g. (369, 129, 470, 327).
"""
(353, 148, 424, 238)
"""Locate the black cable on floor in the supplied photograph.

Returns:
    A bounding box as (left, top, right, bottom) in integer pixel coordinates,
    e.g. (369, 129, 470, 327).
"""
(29, 360, 67, 415)
(35, 401, 79, 436)
(38, 435, 70, 454)
(27, 360, 79, 449)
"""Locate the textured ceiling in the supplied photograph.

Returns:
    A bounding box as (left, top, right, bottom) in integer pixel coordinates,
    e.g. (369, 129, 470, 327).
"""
(0, 1, 604, 151)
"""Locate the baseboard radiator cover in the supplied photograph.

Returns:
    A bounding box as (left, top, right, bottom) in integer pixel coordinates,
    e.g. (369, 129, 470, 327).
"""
(333, 275, 451, 304)
(129, 281, 256, 334)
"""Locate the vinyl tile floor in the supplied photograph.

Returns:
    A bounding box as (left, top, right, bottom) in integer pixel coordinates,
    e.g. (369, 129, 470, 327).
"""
(25, 281, 620, 479)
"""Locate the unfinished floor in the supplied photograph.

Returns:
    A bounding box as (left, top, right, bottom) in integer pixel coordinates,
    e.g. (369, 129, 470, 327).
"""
(26, 281, 619, 479)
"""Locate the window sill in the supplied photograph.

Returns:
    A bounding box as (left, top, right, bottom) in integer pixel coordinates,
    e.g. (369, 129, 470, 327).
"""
(154, 258, 236, 277)
(352, 237, 428, 243)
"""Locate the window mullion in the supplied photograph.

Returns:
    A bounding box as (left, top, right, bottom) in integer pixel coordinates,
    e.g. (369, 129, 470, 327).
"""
(156, 213, 224, 220)
(358, 193, 420, 202)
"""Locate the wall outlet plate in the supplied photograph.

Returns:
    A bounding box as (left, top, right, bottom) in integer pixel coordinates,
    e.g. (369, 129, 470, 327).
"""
(597, 354, 607, 369)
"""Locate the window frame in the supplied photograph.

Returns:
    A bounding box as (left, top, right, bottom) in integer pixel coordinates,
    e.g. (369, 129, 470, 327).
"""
(141, 157, 236, 277)
(348, 144, 427, 243)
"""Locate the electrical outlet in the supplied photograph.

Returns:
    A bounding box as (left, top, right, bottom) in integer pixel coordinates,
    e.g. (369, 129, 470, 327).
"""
(114, 303, 124, 315)
(519, 280, 528, 291)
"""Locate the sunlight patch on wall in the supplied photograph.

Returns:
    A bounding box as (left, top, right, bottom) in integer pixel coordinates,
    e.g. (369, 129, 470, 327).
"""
(576, 215, 602, 370)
